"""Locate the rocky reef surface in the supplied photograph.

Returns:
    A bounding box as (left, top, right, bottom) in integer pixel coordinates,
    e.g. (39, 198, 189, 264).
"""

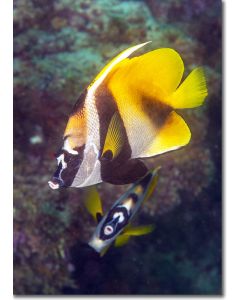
(14, 0, 222, 295)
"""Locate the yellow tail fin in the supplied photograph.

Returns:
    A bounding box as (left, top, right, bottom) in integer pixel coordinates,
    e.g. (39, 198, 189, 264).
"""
(166, 67, 208, 109)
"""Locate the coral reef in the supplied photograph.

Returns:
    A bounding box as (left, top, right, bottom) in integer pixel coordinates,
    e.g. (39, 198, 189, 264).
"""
(14, 0, 222, 295)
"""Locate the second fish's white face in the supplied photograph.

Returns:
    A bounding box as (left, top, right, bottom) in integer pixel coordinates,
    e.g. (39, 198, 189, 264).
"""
(88, 196, 136, 253)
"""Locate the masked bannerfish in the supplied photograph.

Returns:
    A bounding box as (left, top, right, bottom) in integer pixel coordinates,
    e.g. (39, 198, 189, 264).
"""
(48, 42, 208, 189)
(84, 167, 160, 256)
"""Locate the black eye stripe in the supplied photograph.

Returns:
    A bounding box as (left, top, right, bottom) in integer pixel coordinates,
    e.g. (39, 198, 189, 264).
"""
(53, 162, 62, 178)
(54, 149, 78, 163)
(63, 152, 72, 163)
(99, 207, 130, 240)
(52, 144, 85, 188)
(54, 143, 85, 160)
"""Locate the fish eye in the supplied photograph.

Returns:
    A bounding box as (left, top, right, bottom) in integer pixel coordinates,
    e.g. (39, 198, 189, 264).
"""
(54, 148, 63, 158)
(104, 225, 114, 235)
(62, 151, 72, 163)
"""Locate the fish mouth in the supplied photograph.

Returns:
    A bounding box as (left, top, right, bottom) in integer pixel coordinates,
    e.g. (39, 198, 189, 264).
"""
(88, 237, 105, 253)
(48, 177, 63, 190)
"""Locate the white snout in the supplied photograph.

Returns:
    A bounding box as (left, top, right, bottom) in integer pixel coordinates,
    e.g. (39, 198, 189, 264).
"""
(48, 180, 60, 190)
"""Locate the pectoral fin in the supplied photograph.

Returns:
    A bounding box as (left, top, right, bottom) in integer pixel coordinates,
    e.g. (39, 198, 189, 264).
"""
(83, 187, 103, 222)
(114, 224, 155, 248)
(101, 112, 125, 160)
(101, 158, 148, 185)
(139, 111, 191, 158)
(114, 235, 131, 247)
(123, 224, 155, 236)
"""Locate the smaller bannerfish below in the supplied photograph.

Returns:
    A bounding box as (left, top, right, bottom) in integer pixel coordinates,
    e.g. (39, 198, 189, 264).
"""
(84, 167, 160, 256)
(48, 41, 208, 189)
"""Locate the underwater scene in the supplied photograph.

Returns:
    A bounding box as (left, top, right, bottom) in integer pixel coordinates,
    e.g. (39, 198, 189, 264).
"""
(13, 0, 222, 295)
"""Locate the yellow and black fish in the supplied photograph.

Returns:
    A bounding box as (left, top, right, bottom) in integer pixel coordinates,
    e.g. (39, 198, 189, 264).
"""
(48, 42, 208, 189)
(85, 167, 160, 256)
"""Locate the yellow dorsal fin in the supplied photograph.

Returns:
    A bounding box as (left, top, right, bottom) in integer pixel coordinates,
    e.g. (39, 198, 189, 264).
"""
(139, 111, 191, 158)
(101, 112, 125, 160)
(166, 67, 208, 109)
(114, 234, 131, 248)
(89, 42, 151, 91)
(83, 187, 103, 222)
(122, 224, 155, 236)
(107, 48, 184, 104)
(106, 48, 207, 111)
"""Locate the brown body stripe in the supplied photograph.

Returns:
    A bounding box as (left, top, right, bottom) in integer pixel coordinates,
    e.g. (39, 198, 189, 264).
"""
(95, 85, 132, 162)
(94, 86, 149, 184)
(94, 83, 180, 183)
(141, 97, 172, 130)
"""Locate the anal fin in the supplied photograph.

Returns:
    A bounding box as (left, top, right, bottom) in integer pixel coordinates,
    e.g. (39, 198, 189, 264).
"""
(123, 224, 155, 236)
(101, 112, 125, 160)
(139, 111, 191, 158)
(101, 158, 148, 185)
